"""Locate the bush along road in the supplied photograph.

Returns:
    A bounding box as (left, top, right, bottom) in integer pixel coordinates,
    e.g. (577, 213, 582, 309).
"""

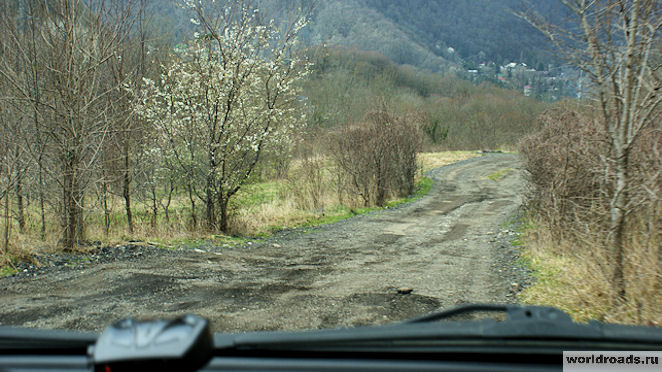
(0, 154, 531, 332)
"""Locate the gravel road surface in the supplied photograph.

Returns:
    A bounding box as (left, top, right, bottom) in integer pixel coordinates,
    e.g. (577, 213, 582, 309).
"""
(0, 154, 530, 332)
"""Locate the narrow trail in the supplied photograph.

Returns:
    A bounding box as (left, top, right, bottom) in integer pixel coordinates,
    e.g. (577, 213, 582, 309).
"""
(0, 154, 528, 332)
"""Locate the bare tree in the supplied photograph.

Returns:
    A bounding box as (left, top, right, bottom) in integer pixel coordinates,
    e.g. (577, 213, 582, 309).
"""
(520, 0, 662, 301)
(103, 0, 151, 235)
(0, 8, 28, 253)
(0, 0, 142, 250)
(0, 104, 18, 256)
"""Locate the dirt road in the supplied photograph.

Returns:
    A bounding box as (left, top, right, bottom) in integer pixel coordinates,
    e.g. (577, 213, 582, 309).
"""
(0, 154, 528, 332)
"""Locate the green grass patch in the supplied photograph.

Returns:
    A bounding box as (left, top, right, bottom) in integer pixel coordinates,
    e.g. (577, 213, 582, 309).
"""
(232, 181, 284, 209)
(0, 265, 19, 278)
(301, 177, 433, 229)
(151, 236, 205, 250)
(388, 176, 433, 207)
(300, 205, 382, 229)
(487, 168, 513, 181)
(506, 216, 535, 277)
(0, 254, 20, 277)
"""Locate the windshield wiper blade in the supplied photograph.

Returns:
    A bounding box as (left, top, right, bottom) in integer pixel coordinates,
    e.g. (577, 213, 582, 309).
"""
(404, 304, 570, 323)
(213, 304, 662, 354)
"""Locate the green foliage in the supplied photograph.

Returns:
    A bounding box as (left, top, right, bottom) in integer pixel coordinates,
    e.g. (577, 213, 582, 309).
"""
(231, 182, 285, 210)
(0, 265, 18, 278)
(301, 205, 369, 228)
(424, 119, 449, 144)
(0, 253, 20, 278)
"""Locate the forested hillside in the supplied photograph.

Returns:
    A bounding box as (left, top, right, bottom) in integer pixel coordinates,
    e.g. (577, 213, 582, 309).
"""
(361, 0, 563, 68)
(146, 0, 561, 72)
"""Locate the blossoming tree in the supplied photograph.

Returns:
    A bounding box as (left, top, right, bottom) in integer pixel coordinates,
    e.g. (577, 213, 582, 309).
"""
(139, 0, 309, 232)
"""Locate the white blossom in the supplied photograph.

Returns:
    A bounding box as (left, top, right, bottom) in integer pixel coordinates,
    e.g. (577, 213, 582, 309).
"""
(135, 4, 310, 228)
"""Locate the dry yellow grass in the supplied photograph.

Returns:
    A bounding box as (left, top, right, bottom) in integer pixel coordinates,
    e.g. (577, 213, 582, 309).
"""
(1, 151, 482, 262)
(230, 197, 301, 236)
(418, 151, 480, 172)
(230, 151, 480, 236)
(519, 216, 662, 326)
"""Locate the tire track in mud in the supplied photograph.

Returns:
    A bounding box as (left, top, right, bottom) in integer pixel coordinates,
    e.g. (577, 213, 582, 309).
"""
(0, 154, 529, 332)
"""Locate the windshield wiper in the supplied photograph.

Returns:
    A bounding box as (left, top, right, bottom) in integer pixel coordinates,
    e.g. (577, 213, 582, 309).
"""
(212, 304, 662, 354)
(403, 303, 569, 323)
(2, 305, 662, 372)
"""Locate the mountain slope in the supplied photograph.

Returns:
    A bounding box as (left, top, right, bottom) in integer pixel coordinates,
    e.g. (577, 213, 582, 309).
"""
(308, 0, 561, 71)
(146, 0, 561, 72)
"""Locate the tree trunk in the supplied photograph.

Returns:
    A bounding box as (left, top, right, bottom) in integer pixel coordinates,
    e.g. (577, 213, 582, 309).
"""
(150, 184, 158, 230)
(609, 146, 629, 303)
(205, 172, 216, 231)
(102, 173, 110, 236)
(122, 150, 133, 234)
(163, 181, 174, 224)
(61, 164, 84, 251)
(375, 172, 386, 207)
(38, 160, 45, 240)
(218, 195, 229, 233)
(15, 175, 25, 233)
(187, 183, 197, 229)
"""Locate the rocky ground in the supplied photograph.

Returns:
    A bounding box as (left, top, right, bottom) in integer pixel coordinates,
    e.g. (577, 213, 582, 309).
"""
(0, 153, 532, 333)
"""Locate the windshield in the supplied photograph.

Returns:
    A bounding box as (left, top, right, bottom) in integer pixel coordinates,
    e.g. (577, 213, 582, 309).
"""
(0, 0, 659, 334)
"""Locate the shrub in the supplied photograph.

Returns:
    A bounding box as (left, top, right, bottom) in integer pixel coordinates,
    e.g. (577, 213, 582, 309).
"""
(519, 104, 660, 242)
(518, 102, 662, 324)
(333, 103, 424, 206)
(519, 105, 607, 239)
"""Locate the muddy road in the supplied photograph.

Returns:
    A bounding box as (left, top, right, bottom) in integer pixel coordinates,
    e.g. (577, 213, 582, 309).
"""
(0, 154, 528, 332)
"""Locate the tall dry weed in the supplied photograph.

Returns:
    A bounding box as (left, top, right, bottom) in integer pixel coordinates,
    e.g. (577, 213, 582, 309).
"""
(285, 150, 328, 211)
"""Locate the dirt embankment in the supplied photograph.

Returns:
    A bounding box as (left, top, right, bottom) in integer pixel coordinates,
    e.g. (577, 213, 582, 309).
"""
(0, 154, 530, 332)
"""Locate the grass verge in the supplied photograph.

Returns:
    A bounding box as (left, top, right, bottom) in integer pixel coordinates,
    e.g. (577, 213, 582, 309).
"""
(517, 215, 662, 326)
